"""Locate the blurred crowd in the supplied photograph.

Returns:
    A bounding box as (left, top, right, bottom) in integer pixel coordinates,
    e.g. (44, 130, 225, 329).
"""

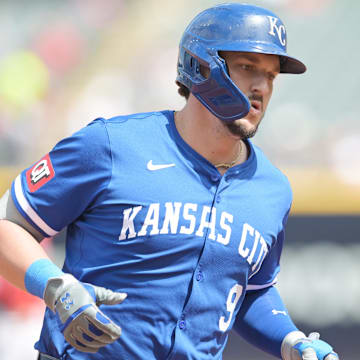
(0, 0, 359, 359)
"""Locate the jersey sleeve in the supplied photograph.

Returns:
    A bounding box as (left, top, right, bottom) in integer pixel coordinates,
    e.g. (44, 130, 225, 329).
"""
(246, 209, 290, 291)
(11, 118, 112, 238)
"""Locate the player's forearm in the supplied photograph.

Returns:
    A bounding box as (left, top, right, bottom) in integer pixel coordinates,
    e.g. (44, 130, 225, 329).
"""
(233, 286, 298, 358)
(0, 219, 50, 291)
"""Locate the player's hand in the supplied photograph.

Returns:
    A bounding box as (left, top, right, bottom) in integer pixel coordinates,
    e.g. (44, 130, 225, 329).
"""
(44, 274, 127, 353)
(281, 331, 339, 360)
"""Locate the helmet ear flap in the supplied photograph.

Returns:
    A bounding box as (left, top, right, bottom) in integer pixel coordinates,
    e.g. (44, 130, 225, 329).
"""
(192, 53, 250, 122)
(177, 49, 209, 91)
(183, 51, 206, 81)
(178, 47, 250, 122)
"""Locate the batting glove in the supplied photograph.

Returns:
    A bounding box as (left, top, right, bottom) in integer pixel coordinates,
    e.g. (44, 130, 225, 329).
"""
(281, 331, 339, 360)
(44, 274, 127, 353)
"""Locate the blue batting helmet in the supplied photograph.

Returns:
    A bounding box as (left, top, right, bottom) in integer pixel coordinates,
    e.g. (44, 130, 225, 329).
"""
(176, 3, 306, 122)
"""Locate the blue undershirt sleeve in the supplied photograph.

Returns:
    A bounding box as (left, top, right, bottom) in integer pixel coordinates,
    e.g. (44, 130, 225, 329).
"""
(233, 285, 298, 358)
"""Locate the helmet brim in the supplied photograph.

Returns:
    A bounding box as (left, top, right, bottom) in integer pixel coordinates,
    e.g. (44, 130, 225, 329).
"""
(213, 42, 307, 75)
(279, 55, 306, 74)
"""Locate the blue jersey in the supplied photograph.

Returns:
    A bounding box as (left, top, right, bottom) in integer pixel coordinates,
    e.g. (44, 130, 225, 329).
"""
(12, 111, 292, 359)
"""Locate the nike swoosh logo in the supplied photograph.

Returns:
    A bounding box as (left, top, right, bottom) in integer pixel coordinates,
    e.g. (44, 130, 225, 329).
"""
(147, 160, 175, 171)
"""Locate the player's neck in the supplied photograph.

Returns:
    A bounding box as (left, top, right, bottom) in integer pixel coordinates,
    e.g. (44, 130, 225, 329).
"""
(174, 98, 248, 172)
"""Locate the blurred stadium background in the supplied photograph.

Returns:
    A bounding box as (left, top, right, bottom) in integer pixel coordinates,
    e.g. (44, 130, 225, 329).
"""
(0, 0, 359, 359)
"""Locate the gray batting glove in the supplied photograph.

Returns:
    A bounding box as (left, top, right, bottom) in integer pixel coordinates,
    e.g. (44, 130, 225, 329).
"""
(44, 274, 127, 353)
(281, 331, 339, 360)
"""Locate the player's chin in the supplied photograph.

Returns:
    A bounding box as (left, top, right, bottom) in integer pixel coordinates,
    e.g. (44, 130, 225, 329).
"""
(238, 113, 262, 130)
(225, 118, 260, 139)
(236, 117, 257, 129)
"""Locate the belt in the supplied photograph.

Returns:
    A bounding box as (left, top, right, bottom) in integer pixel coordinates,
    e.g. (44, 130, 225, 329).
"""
(38, 353, 60, 360)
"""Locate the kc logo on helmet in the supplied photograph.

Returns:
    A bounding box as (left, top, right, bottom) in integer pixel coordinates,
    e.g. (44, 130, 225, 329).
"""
(267, 16, 286, 46)
(26, 154, 55, 192)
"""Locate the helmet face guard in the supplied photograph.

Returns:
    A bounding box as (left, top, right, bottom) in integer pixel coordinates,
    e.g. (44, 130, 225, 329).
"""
(178, 46, 251, 121)
(176, 3, 306, 122)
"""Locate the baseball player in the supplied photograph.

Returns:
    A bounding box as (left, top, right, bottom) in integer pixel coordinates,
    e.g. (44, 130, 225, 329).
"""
(0, 3, 339, 360)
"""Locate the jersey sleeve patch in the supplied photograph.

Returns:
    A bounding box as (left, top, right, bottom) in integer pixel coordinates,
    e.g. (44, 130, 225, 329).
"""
(26, 154, 55, 193)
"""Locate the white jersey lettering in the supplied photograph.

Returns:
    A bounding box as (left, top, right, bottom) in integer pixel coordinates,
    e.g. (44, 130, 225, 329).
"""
(247, 229, 261, 265)
(216, 211, 233, 245)
(195, 206, 216, 240)
(119, 205, 143, 240)
(180, 203, 198, 235)
(252, 236, 268, 273)
(118, 203, 269, 274)
(238, 223, 253, 258)
(138, 203, 160, 236)
(160, 202, 182, 234)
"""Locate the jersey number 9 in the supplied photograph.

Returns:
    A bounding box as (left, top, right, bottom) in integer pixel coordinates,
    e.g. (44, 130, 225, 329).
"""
(219, 284, 243, 332)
